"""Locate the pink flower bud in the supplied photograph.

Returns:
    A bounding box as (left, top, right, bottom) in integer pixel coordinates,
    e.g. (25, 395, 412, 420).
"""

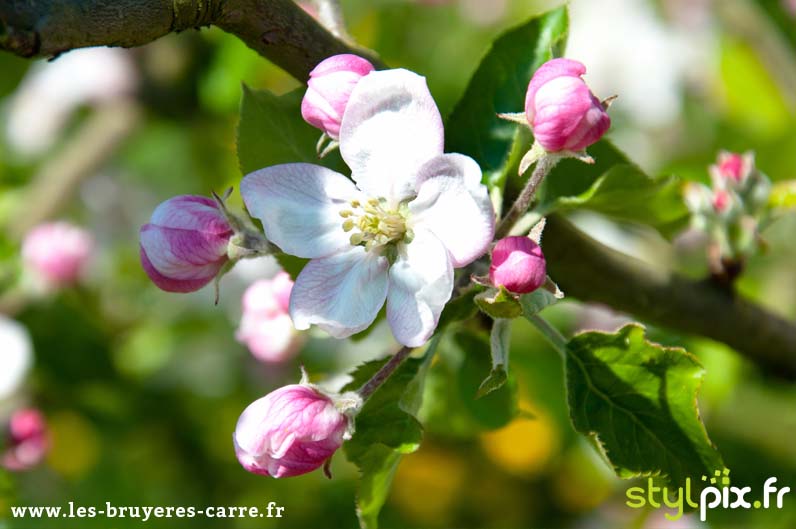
(489, 236, 547, 294)
(712, 189, 730, 213)
(22, 222, 93, 286)
(301, 54, 375, 139)
(524, 58, 611, 152)
(234, 384, 349, 478)
(139, 195, 234, 293)
(712, 151, 752, 184)
(236, 272, 303, 363)
(2, 408, 49, 471)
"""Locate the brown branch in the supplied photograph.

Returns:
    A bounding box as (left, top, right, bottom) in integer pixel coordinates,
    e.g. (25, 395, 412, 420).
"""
(0, 0, 380, 81)
(542, 214, 796, 379)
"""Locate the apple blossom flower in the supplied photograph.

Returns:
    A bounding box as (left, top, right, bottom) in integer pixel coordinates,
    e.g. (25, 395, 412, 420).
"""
(236, 272, 303, 363)
(140, 195, 234, 293)
(2, 408, 49, 472)
(524, 58, 611, 153)
(234, 384, 351, 478)
(489, 237, 546, 294)
(0, 316, 33, 400)
(242, 69, 495, 346)
(301, 54, 374, 141)
(22, 222, 94, 287)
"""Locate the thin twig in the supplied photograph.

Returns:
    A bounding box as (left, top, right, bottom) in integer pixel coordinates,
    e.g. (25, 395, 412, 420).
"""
(358, 346, 413, 400)
(526, 314, 568, 360)
(494, 155, 557, 239)
(6, 99, 141, 239)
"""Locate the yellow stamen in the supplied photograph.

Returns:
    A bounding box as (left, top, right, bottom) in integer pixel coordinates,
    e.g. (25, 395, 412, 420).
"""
(339, 197, 408, 255)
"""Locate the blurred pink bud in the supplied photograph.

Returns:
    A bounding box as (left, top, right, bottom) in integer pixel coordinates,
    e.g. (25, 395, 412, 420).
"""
(234, 384, 350, 478)
(524, 58, 611, 152)
(489, 236, 547, 294)
(139, 195, 233, 293)
(2, 408, 49, 472)
(712, 189, 730, 213)
(301, 54, 375, 139)
(236, 272, 303, 363)
(22, 222, 93, 286)
(712, 151, 752, 184)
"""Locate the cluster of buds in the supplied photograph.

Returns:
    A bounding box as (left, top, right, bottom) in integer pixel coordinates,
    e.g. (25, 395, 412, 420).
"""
(684, 151, 771, 281)
(139, 53, 606, 482)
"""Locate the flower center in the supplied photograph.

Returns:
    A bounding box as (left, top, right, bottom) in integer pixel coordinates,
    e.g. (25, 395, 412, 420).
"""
(340, 198, 411, 254)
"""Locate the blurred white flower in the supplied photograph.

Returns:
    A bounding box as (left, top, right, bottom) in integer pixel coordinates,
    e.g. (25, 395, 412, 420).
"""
(567, 0, 715, 129)
(0, 316, 33, 400)
(459, 0, 507, 26)
(5, 47, 137, 157)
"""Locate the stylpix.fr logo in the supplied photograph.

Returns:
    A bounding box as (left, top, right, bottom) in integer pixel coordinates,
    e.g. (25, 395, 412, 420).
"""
(625, 469, 791, 522)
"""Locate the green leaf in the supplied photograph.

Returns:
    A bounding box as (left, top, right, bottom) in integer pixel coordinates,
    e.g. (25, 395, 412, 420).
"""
(445, 7, 569, 191)
(537, 162, 690, 237)
(342, 338, 439, 529)
(475, 286, 522, 319)
(566, 324, 724, 488)
(420, 329, 517, 436)
(273, 253, 309, 282)
(236, 85, 346, 176)
(476, 318, 511, 398)
(519, 287, 559, 318)
(437, 286, 481, 330)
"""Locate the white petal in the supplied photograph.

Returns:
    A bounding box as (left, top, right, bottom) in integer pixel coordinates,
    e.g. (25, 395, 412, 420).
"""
(290, 247, 389, 338)
(386, 230, 453, 347)
(241, 163, 361, 258)
(339, 69, 444, 204)
(0, 316, 33, 400)
(409, 154, 495, 267)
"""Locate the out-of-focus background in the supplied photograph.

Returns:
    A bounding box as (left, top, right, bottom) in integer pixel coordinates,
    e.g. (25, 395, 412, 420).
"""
(1, 0, 795, 528)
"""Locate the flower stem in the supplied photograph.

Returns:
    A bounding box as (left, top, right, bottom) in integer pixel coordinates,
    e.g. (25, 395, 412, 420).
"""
(494, 154, 558, 239)
(357, 346, 413, 401)
(527, 314, 568, 360)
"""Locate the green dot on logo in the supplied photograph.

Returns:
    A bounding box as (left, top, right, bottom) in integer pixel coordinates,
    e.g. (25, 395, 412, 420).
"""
(753, 501, 762, 509)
